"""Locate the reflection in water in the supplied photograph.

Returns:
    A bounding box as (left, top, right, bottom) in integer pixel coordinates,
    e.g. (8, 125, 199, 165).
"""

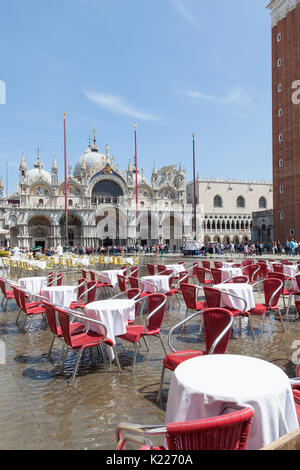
(0, 256, 299, 449)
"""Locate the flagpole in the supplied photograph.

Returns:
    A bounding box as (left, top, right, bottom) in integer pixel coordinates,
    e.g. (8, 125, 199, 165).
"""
(134, 123, 138, 219)
(64, 111, 69, 252)
(193, 134, 197, 238)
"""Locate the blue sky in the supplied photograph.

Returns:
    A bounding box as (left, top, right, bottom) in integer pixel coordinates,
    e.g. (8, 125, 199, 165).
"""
(0, 0, 272, 194)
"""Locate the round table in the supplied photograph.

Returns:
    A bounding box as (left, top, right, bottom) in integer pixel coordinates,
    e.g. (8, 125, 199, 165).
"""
(219, 267, 243, 282)
(165, 355, 298, 450)
(142, 275, 170, 294)
(83, 299, 136, 360)
(166, 265, 186, 274)
(98, 269, 124, 287)
(18, 276, 48, 294)
(41, 286, 77, 308)
(214, 283, 255, 311)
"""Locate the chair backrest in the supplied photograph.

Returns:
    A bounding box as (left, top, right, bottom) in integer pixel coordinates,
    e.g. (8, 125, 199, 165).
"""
(12, 286, 22, 310)
(129, 276, 139, 289)
(18, 289, 30, 314)
(257, 263, 268, 278)
(42, 300, 58, 335)
(157, 265, 166, 273)
(57, 273, 63, 286)
(232, 276, 248, 284)
(232, 264, 241, 268)
(214, 262, 223, 269)
(89, 270, 96, 281)
(203, 308, 233, 354)
(126, 288, 141, 319)
(203, 287, 221, 308)
(241, 260, 253, 267)
(117, 274, 127, 292)
(192, 262, 199, 275)
(263, 278, 282, 308)
(272, 263, 283, 273)
(294, 275, 300, 292)
(147, 264, 155, 276)
(211, 269, 222, 285)
(56, 307, 73, 347)
(202, 261, 210, 269)
(0, 279, 8, 298)
(161, 270, 175, 289)
(146, 294, 167, 333)
(130, 266, 139, 278)
(195, 267, 207, 285)
(178, 271, 189, 288)
(247, 265, 260, 283)
(267, 272, 286, 294)
(81, 269, 87, 279)
(47, 271, 55, 286)
(86, 281, 97, 303)
(165, 407, 254, 451)
(77, 278, 86, 299)
(181, 283, 197, 310)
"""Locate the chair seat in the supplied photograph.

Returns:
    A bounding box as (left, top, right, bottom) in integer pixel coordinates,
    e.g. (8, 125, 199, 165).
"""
(196, 301, 207, 310)
(226, 307, 243, 318)
(56, 322, 85, 338)
(118, 325, 160, 344)
(5, 293, 15, 299)
(166, 289, 180, 296)
(26, 301, 41, 309)
(69, 300, 86, 309)
(249, 304, 267, 315)
(70, 331, 114, 350)
(163, 350, 206, 370)
(26, 306, 46, 316)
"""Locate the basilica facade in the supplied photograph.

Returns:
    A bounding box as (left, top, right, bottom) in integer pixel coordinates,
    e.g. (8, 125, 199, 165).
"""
(0, 136, 274, 249)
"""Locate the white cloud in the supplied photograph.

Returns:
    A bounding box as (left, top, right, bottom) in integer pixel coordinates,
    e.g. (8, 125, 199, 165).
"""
(182, 86, 255, 110)
(85, 91, 159, 121)
(169, 0, 197, 27)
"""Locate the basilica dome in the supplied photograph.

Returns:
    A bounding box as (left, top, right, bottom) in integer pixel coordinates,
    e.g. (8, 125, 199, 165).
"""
(27, 167, 52, 186)
(73, 140, 107, 178)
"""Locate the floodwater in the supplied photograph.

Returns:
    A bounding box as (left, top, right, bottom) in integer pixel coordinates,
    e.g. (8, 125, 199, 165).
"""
(0, 255, 300, 450)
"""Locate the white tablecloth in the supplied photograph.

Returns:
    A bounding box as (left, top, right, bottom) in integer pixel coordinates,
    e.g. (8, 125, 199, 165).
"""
(166, 265, 186, 274)
(18, 276, 48, 294)
(222, 262, 235, 269)
(220, 267, 243, 282)
(98, 269, 124, 287)
(165, 355, 298, 450)
(268, 263, 298, 278)
(41, 286, 77, 307)
(142, 275, 170, 294)
(214, 283, 255, 311)
(83, 299, 136, 360)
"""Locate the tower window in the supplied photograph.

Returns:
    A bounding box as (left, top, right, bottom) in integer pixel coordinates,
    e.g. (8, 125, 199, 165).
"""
(277, 33, 281, 42)
(280, 186, 284, 193)
(279, 134, 283, 142)
(279, 159, 283, 167)
(277, 58, 282, 67)
(237, 196, 245, 208)
(278, 84, 282, 92)
(280, 211, 284, 220)
(278, 108, 283, 117)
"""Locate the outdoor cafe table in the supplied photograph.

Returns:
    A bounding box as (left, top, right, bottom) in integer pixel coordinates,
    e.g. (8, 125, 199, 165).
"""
(268, 263, 298, 278)
(41, 285, 77, 308)
(165, 264, 186, 274)
(83, 299, 136, 360)
(213, 283, 255, 311)
(141, 275, 170, 294)
(18, 276, 48, 294)
(165, 355, 299, 450)
(98, 269, 124, 288)
(219, 267, 243, 282)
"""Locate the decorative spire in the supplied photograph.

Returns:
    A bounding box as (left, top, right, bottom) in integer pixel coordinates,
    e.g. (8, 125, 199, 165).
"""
(105, 144, 110, 161)
(0, 176, 4, 189)
(153, 162, 157, 174)
(81, 155, 86, 170)
(52, 153, 58, 171)
(128, 158, 132, 172)
(20, 151, 27, 170)
(34, 146, 43, 169)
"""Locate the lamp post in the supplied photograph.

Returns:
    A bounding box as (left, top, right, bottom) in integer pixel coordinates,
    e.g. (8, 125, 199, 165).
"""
(64, 112, 69, 252)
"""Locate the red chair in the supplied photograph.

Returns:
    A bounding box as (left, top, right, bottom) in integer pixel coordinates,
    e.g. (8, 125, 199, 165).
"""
(247, 265, 260, 284)
(188, 263, 199, 282)
(130, 266, 139, 278)
(203, 286, 247, 337)
(47, 271, 55, 286)
(211, 268, 223, 285)
(81, 269, 88, 279)
(157, 307, 234, 403)
(267, 271, 292, 308)
(0, 278, 15, 311)
(214, 262, 223, 269)
(195, 267, 212, 286)
(17, 288, 47, 330)
(56, 273, 63, 286)
(117, 274, 128, 293)
(257, 263, 268, 279)
(126, 288, 141, 324)
(157, 265, 166, 273)
(241, 260, 253, 267)
(177, 271, 190, 293)
(128, 276, 153, 299)
(292, 388, 300, 426)
(75, 280, 97, 309)
(231, 276, 249, 284)
(161, 270, 180, 306)
(69, 279, 88, 309)
(271, 263, 284, 274)
(180, 283, 207, 318)
(247, 278, 285, 335)
(42, 300, 85, 359)
(202, 260, 210, 269)
(56, 306, 119, 381)
(117, 294, 167, 369)
(116, 406, 253, 450)
(147, 264, 155, 276)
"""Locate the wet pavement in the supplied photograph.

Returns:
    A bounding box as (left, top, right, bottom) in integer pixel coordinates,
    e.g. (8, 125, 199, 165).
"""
(0, 255, 300, 449)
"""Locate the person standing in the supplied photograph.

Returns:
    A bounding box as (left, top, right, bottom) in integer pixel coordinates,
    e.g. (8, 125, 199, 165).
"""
(56, 243, 63, 257)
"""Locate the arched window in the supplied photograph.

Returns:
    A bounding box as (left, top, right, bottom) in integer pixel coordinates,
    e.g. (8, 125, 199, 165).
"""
(237, 196, 245, 208)
(68, 199, 73, 206)
(214, 195, 222, 208)
(38, 199, 43, 206)
(259, 196, 267, 209)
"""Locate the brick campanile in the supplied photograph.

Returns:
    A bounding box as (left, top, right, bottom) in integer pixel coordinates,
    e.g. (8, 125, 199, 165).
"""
(267, 0, 300, 243)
